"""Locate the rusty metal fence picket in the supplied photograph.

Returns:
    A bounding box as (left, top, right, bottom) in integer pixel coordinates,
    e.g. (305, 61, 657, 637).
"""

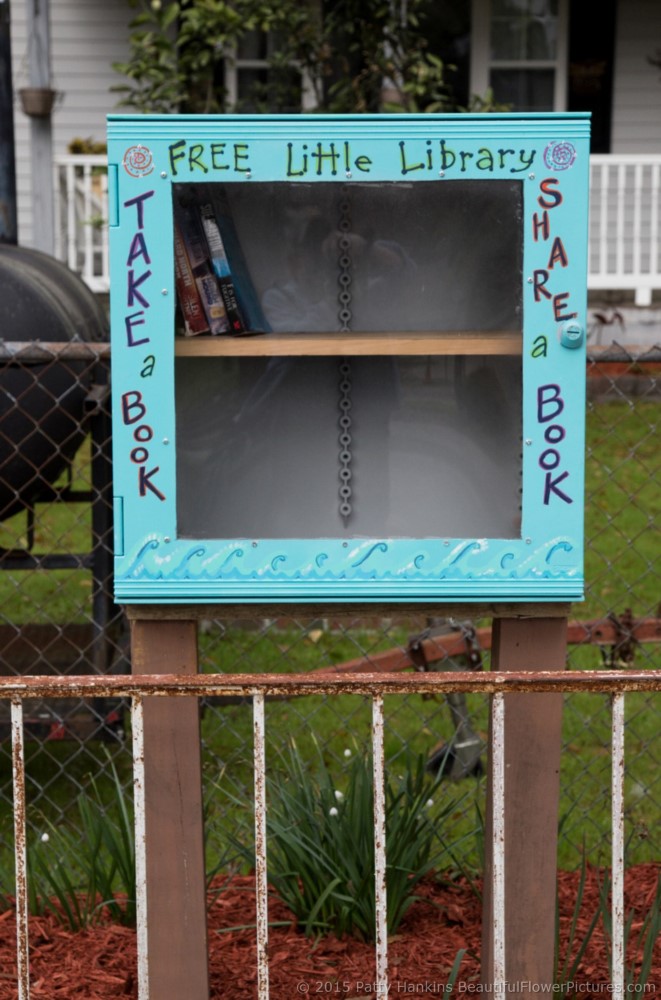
(4, 669, 661, 1000)
(0, 339, 659, 895)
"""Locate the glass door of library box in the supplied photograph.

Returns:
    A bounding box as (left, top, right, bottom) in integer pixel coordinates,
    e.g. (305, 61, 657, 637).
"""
(107, 113, 590, 605)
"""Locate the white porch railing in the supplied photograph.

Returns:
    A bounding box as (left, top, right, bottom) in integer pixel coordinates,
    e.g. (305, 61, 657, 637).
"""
(54, 153, 661, 304)
(54, 154, 109, 295)
(589, 154, 661, 306)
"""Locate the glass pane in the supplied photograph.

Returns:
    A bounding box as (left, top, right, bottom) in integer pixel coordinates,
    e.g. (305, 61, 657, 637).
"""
(491, 0, 558, 60)
(491, 68, 555, 110)
(417, 1, 472, 108)
(236, 30, 283, 62)
(237, 30, 268, 61)
(236, 68, 269, 101)
(492, 20, 527, 60)
(175, 355, 522, 539)
(174, 181, 523, 335)
(173, 179, 524, 541)
(492, 0, 558, 17)
(236, 68, 302, 114)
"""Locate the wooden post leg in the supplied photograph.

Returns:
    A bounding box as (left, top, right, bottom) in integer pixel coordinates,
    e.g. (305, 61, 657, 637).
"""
(131, 619, 209, 1000)
(481, 617, 567, 994)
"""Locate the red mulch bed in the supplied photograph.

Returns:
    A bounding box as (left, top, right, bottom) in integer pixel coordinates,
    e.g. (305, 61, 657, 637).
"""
(0, 864, 659, 998)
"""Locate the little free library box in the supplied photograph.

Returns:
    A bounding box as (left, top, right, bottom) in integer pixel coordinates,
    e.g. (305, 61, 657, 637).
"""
(107, 113, 590, 605)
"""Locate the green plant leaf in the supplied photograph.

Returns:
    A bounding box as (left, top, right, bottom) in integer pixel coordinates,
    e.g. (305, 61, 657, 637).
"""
(258, 740, 458, 941)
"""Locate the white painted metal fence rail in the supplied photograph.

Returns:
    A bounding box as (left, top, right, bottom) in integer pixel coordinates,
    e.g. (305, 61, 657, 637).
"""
(54, 154, 661, 305)
(4, 670, 660, 1000)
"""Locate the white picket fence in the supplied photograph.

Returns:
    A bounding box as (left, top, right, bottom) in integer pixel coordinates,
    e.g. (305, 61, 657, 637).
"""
(54, 153, 661, 304)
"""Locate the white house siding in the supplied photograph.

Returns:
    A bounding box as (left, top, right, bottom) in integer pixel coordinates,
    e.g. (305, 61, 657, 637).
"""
(7, 0, 661, 246)
(10, 0, 131, 247)
(611, 0, 661, 153)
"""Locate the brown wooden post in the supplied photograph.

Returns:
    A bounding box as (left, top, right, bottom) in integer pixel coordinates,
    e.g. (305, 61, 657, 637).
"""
(131, 618, 209, 1000)
(481, 615, 567, 994)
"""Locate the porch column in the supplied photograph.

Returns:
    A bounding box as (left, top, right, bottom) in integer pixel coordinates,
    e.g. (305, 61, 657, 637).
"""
(0, 0, 18, 243)
(25, 0, 55, 254)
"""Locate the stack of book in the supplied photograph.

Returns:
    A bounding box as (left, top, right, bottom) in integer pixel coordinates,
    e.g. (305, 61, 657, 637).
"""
(173, 184, 269, 337)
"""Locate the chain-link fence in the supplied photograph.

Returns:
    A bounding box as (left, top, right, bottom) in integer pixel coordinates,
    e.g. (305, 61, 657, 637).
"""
(0, 341, 659, 881)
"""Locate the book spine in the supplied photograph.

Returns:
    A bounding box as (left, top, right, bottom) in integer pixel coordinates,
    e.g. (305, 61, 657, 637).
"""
(173, 224, 209, 336)
(196, 271, 232, 336)
(174, 200, 230, 335)
(198, 201, 246, 335)
(206, 186, 271, 334)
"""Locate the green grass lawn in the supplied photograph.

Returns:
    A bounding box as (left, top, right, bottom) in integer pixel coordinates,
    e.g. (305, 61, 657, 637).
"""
(583, 397, 661, 621)
(0, 435, 94, 624)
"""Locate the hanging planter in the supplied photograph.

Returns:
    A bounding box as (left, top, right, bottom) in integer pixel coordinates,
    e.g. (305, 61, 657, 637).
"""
(18, 87, 58, 118)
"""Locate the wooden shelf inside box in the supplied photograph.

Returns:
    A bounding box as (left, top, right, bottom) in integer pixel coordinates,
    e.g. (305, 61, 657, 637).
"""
(174, 330, 522, 357)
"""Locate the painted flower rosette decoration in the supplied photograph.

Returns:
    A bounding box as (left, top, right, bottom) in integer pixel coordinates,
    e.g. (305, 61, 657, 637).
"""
(543, 141, 576, 171)
(123, 145, 154, 178)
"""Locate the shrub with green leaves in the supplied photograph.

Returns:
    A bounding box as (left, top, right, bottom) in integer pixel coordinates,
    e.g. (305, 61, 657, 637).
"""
(112, 0, 460, 116)
(251, 740, 459, 941)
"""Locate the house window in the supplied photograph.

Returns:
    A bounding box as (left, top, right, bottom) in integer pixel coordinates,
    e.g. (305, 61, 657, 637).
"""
(223, 29, 315, 112)
(471, 0, 568, 111)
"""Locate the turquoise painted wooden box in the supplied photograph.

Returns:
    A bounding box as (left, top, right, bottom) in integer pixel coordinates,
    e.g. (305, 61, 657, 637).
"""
(107, 113, 590, 604)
